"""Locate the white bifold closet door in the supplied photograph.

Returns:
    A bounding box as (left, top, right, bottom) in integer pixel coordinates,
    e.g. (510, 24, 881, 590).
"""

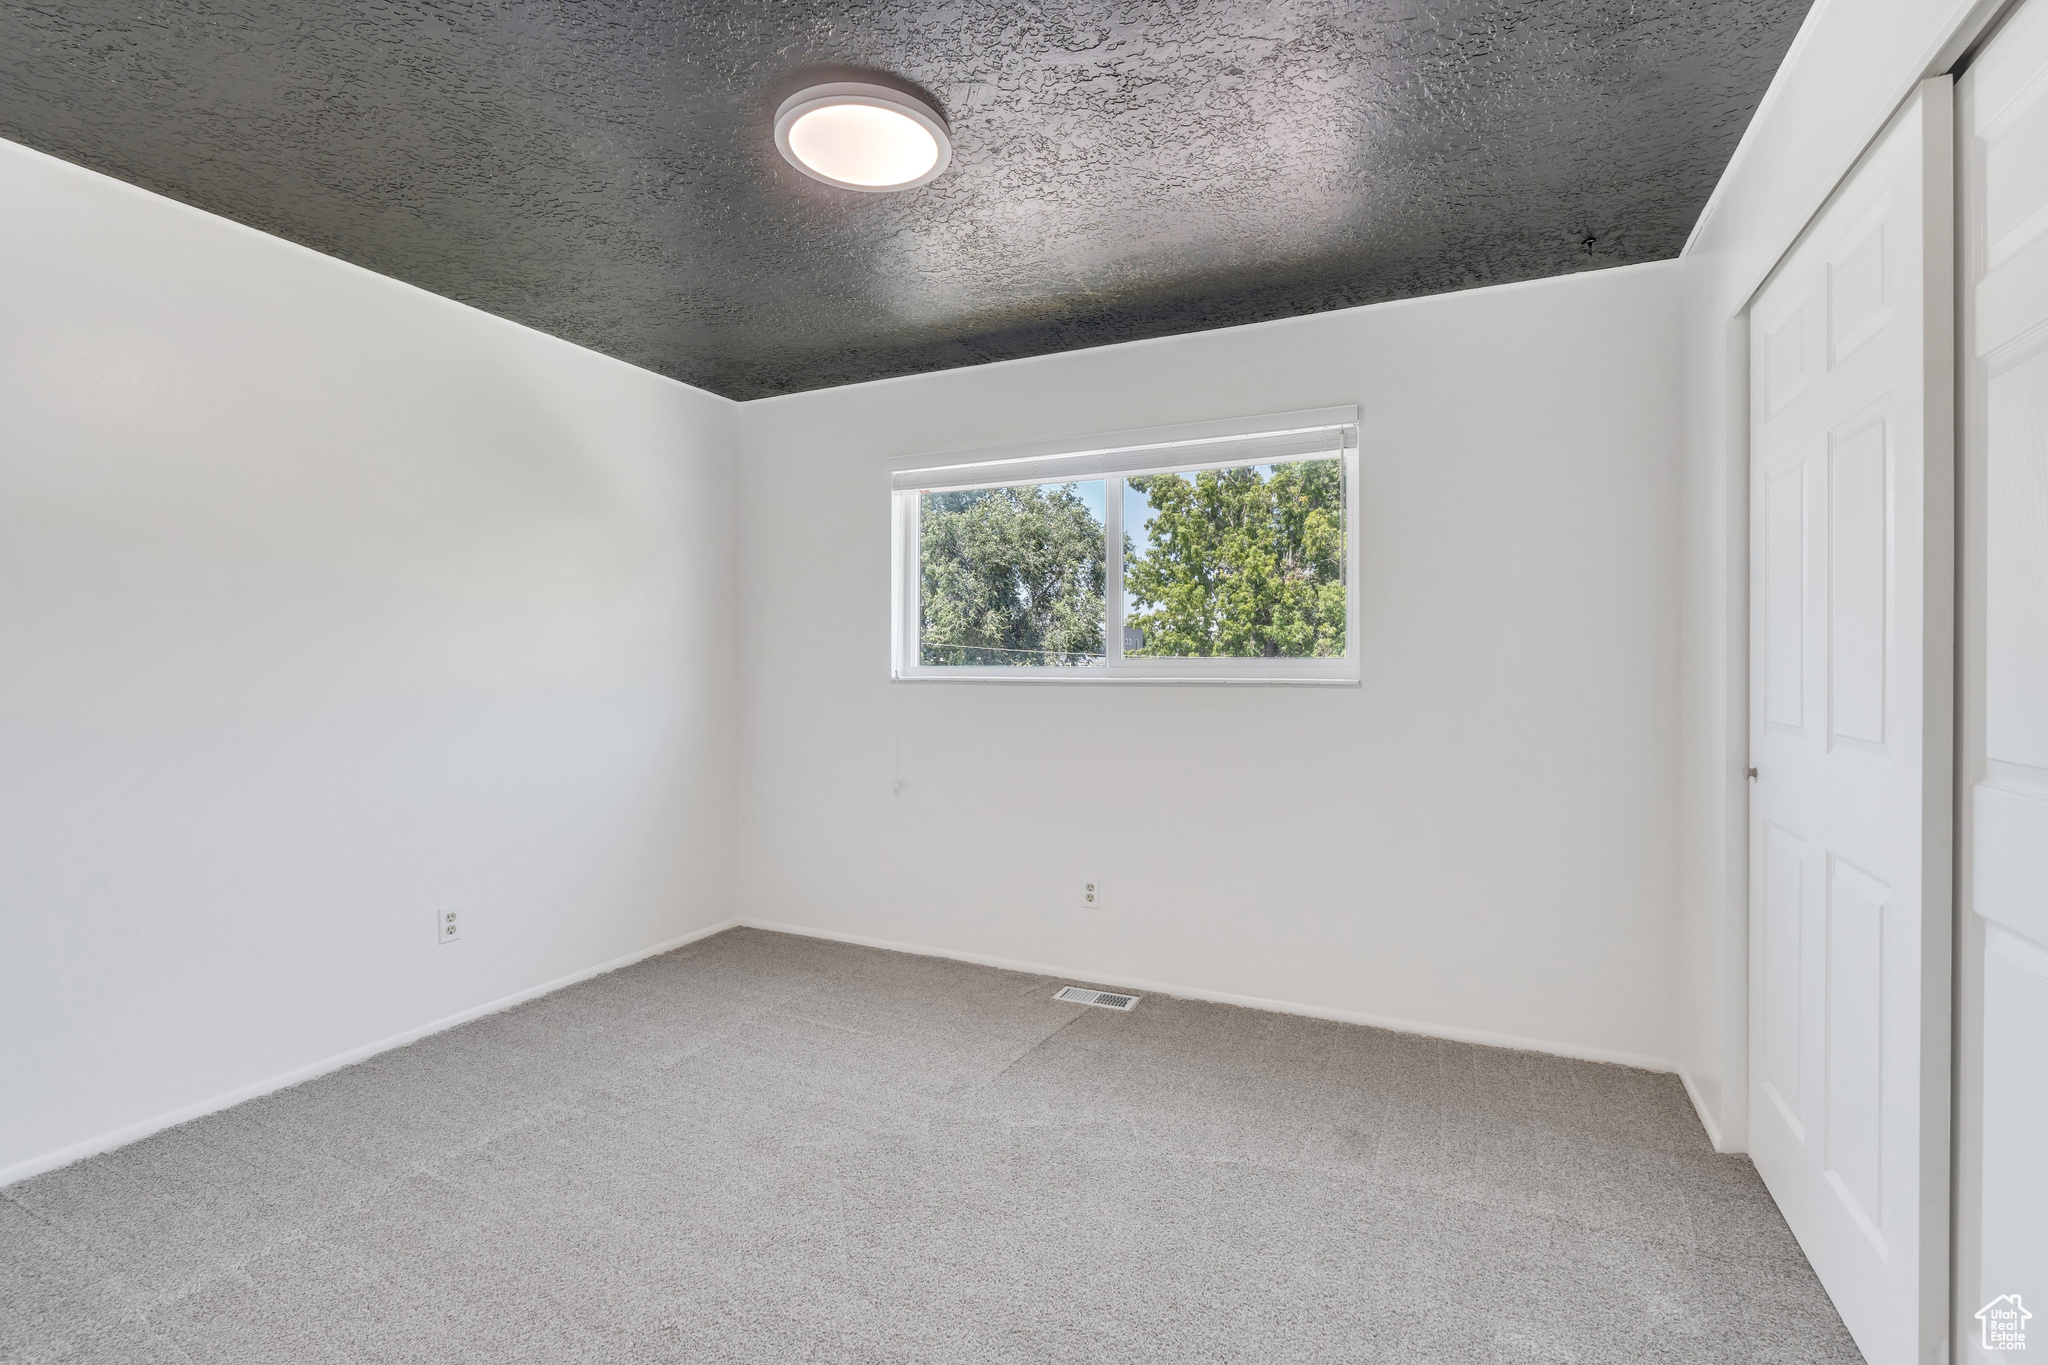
(1747, 78, 1954, 1365)
(1958, 0, 2048, 1357)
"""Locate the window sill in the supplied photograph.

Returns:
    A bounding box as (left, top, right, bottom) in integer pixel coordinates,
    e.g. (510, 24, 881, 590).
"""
(889, 672, 1360, 686)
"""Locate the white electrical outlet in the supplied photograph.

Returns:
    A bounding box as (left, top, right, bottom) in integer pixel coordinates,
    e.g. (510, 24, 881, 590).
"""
(438, 909, 460, 944)
(1080, 877, 1101, 909)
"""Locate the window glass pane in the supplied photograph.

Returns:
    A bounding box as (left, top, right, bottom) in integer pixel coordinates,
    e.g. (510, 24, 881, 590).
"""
(1122, 458, 1346, 658)
(919, 480, 1107, 667)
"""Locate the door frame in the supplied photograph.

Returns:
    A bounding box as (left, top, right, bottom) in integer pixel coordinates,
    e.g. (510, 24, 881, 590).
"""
(1737, 75, 1957, 1364)
(1721, 6, 2032, 1361)
(1951, 0, 2048, 1350)
(1706, 0, 2017, 1174)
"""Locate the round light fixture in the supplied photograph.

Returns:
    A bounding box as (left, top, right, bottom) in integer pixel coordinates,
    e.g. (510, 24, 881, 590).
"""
(774, 82, 951, 192)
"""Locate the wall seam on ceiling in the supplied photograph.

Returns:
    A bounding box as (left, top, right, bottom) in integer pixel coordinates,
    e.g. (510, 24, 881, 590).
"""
(1679, 0, 1842, 258)
(0, 137, 743, 411)
(735, 259, 1685, 408)
(1683, 0, 2002, 284)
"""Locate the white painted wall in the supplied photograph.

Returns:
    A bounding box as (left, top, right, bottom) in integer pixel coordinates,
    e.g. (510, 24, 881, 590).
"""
(735, 262, 1683, 1067)
(0, 140, 739, 1184)
(1675, 0, 2002, 1151)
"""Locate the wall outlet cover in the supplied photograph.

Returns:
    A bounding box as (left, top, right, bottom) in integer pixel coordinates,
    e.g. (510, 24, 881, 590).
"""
(439, 909, 460, 944)
(1081, 877, 1101, 909)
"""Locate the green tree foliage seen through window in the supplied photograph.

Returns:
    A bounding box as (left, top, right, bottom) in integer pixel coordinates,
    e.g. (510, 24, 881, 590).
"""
(1124, 459, 1345, 657)
(919, 483, 1106, 666)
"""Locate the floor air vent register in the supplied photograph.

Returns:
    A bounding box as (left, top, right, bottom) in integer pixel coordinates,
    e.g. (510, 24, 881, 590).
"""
(1054, 986, 1139, 1011)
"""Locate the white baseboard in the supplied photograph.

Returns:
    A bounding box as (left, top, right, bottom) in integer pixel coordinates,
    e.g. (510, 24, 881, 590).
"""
(738, 918, 1679, 1074)
(1678, 1065, 1729, 1152)
(6, 914, 1689, 1190)
(0, 917, 740, 1190)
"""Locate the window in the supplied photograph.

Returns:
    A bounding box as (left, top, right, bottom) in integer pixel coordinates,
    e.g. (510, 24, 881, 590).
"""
(891, 408, 1359, 682)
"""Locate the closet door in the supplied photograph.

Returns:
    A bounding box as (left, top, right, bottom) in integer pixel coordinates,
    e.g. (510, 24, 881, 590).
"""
(1958, 2, 2048, 1357)
(1746, 78, 1954, 1365)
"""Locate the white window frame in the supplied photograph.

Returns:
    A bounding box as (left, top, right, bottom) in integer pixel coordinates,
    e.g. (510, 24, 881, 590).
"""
(890, 406, 1361, 684)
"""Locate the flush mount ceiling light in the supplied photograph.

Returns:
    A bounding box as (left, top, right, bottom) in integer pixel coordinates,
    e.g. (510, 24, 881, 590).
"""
(775, 82, 951, 192)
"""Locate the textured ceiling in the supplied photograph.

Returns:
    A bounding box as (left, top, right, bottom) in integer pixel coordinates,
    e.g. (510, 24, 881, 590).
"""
(0, 1, 1809, 400)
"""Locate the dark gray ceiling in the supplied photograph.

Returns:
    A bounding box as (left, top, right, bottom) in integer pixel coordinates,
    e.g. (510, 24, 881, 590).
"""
(0, 1, 1808, 401)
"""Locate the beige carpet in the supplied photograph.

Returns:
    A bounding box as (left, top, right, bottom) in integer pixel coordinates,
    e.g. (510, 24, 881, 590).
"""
(0, 928, 1861, 1363)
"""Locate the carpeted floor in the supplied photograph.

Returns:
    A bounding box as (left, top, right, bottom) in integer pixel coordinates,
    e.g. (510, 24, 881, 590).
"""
(2, 928, 1862, 1364)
